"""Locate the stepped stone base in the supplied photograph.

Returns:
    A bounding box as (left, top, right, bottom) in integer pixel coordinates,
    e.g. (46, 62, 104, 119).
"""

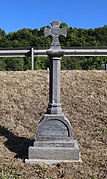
(25, 158, 82, 165)
(25, 114, 81, 164)
(25, 139, 80, 164)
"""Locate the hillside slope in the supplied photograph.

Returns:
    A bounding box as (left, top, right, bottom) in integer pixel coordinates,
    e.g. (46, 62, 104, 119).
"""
(0, 70, 107, 179)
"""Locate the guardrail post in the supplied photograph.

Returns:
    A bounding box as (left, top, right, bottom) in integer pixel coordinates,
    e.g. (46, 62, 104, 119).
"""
(31, 47, 34, 71)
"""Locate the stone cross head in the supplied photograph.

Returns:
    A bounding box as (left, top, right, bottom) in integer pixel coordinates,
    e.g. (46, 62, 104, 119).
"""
(44, 20, 67, 48)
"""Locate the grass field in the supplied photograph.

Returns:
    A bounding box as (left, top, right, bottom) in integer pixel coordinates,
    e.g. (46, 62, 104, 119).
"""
(0, 70, 107, 179)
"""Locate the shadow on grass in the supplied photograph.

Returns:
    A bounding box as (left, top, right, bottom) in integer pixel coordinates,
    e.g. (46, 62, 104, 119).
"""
(0, 125, 34, 161)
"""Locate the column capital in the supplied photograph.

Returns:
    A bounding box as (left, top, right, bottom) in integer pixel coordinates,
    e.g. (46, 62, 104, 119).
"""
(46, 50, 64, 58)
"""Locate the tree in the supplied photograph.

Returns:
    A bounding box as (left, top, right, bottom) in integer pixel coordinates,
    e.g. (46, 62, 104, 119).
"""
(60, 22, 69, 29)
(5, 58, 24, 71)
(0, 29, 6, 40)
(0, 58, 6, 70)
(0, 24, 107, 70)
(34, 57, 49, 70)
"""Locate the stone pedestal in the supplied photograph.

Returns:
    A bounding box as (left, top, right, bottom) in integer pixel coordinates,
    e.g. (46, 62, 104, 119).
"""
(25, 114, 80, 164)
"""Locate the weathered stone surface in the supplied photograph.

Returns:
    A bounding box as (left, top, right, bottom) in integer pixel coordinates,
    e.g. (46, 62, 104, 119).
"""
(34, 140, 75, 147)
(28, 140, 79, 161)
(36, 114, 73, 141)
(26, 114, 80, 163)
(25, 158, 82, 165)
(38, 119, 68, 137)
(46, 53, 63, 115)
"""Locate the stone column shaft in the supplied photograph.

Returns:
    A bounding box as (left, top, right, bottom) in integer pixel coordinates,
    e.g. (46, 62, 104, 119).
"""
(50, 57, 60, 104)
(47, 52, 63, 114)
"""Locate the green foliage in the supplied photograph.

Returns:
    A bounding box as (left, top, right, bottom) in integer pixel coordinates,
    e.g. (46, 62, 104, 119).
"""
(62, 57, 82, 70)
(0, 24, 107, 70)
(81, 57, 104, 70)
(0, 29, 6, 39)
(60, 22, 69, 29)
(34, 57, 49, 70)
(0, 58, 6, 70)
(23, 57, 32, 70)
(5, 58, 24, 71)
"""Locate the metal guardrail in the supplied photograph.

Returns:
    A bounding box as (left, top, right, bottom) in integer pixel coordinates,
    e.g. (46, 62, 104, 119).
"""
(1, 47, 107, 57)
(0, 48, 30, 57)
(64, 48, 107, 56)
(0, 47, 107, 70)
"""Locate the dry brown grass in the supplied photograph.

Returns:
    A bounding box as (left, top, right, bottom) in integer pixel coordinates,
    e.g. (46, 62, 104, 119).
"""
(0, 70, 107, 179)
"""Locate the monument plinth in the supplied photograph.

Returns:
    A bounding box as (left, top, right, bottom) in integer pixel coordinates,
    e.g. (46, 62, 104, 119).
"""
(25, 20, 81, 164)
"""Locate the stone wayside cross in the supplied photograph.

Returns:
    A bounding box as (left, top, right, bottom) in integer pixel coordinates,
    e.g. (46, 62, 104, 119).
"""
(26, 20, 81, 164)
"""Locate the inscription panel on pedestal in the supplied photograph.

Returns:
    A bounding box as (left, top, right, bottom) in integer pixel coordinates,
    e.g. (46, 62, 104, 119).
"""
(38, 119, 69, 138)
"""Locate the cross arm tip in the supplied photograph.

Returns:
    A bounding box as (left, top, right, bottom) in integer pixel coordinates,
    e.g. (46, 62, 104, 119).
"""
(44, 28, 51, 37)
